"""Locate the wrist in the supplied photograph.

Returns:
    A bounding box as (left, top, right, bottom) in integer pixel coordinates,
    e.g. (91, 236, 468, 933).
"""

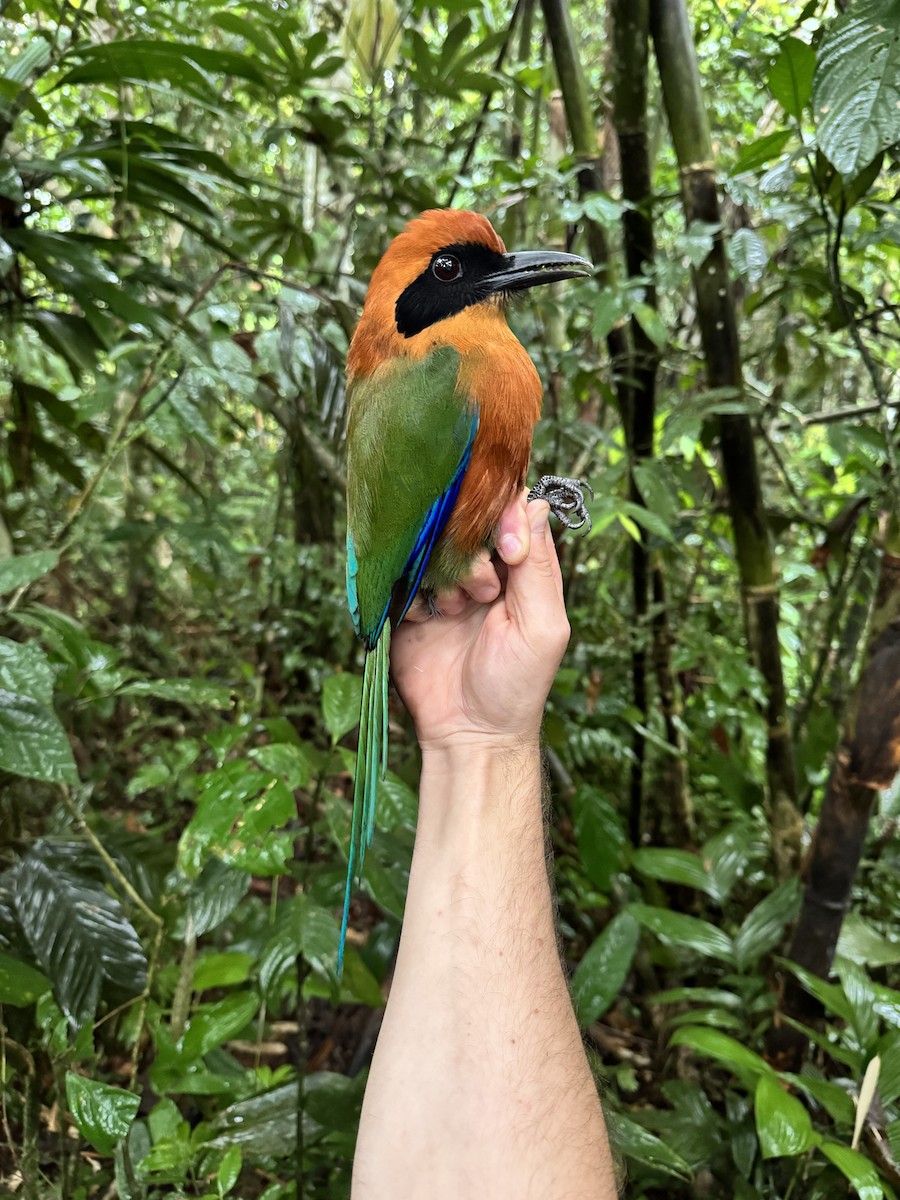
(416, 736, 543, 841)
(419, 731, 541, 770)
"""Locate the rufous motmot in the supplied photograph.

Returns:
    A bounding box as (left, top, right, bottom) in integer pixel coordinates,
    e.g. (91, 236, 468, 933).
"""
(339, 208, 592, 972)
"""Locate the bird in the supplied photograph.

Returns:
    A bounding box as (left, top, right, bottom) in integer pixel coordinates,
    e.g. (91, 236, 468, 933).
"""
(338, 208, 592, 973)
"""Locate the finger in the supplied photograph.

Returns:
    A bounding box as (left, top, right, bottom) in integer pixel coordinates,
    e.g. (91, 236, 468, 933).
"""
(459, 549, 502, 604)
(432, 585, 469, 618)
(403, 584, 468, 623)
(544, 514, 564, 600)
(505, 500, 569, 644)
(402, 592, 432, 624)
(496, 491, 531, 566)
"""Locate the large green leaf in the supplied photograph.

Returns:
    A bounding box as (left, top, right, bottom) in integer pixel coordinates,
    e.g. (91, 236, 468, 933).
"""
(14, 843, 147, 1026)
(66, 1074, 140, 1155)
(178, 760, 296, 877)
(754, 1074, 819, 1158)
(23, 310, 107, 377)
(322, 672, 362, 743)
(0, 550, 59, 595)
(604, 1112, 692, 1181)
(814, 0, 900, 177)
(0, 949, 50, 1006)
(838, 912, 900, 967)
(185, 860, 251, 938)
(57, 40, 269, 92)
(767, 36, 816, 119)
(670, 1026, 774, 1089)
(179, 991, 259, 1063)
(248, 741, 314, 789)
(626, 904, 733, 962)
(259, 895, 342, 999)
(836, 956, 880, 1047)
(733, 878, 801, 971)
(821, 1141, 884, 1200)
(572, 785, 627, 892)
(777, 957, 853, 1022)
(0, 637, 77, 784)
(632, 848, 716, 897)
(206, 1073, 366, 1157)
(572, 913, 640, 1025)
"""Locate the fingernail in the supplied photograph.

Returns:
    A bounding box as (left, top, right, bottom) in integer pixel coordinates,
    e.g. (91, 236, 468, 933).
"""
(529, 501, 549, 533)
(499, 532, 521, 560)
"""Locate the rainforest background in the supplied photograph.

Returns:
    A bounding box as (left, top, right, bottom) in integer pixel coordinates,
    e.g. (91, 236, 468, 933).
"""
(1, 0, 900, 1196)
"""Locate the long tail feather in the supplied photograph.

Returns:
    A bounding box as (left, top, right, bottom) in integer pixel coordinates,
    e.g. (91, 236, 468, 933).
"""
(337, 625, 391, 976)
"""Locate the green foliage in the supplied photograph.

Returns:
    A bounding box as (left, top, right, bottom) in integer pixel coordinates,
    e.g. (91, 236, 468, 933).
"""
(0, 636, 77, 781)
(813, 0, 900, 178)
(1, 0, 899, 1195)
(66, 1073, 141, 1155)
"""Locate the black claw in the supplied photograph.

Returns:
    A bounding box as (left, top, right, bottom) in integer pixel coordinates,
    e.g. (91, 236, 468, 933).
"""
(528, 475, 593, 533)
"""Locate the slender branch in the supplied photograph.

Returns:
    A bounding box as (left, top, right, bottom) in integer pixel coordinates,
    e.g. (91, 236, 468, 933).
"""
(770, 398, 900, 431)
(806, 152, 900, 506)
(826, 205, 900, 505)
(756, 421, 815, 523)
(59, 787, 162, 928)
(792, 534, 867, 743)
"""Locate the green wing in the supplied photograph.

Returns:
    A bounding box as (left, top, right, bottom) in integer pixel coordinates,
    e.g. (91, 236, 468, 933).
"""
(346, 346, 477, 649)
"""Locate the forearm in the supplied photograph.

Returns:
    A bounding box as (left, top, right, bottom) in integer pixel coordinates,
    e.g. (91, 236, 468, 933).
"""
(352, 741, 616, 1200)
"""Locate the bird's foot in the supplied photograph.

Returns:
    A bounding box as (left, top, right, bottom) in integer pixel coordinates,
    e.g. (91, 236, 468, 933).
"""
(528, 475, 593, 532)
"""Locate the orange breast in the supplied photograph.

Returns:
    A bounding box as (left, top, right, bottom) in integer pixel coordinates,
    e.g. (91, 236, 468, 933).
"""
(443, 339, 542, 556)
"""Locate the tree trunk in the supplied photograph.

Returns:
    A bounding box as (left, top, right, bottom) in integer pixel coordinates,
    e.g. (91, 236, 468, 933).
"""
(649, 0, 800, 875)
(768, 520, 900, 1070)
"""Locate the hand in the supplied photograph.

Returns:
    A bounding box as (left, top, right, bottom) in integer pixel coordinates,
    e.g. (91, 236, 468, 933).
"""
(391, 494, 570, 752)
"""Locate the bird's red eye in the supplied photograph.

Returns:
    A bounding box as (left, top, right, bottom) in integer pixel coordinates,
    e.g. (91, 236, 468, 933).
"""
(432, 254, 462, 282)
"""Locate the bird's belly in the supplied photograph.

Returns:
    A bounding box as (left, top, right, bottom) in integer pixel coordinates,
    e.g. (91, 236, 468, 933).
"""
(425, 472, 523, 592)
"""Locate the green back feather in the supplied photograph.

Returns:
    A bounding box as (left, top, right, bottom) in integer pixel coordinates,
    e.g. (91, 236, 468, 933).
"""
(346, 346, 475, 644)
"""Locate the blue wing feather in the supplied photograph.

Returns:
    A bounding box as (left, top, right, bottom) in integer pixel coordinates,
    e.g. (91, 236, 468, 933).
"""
(393, 422, 476, 624)
(346, 531, 362, 638)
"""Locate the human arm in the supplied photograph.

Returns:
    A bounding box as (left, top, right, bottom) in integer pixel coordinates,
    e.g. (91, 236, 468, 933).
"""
(351, 496, 617, 1200)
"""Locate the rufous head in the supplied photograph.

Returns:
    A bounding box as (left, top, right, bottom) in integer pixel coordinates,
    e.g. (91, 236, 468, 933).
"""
(347, 209, 591, 378)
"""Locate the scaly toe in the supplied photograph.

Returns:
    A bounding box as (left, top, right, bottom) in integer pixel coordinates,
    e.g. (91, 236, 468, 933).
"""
(528, 475, 593, 533)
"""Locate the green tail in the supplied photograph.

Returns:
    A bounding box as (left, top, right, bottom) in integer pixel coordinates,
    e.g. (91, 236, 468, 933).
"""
(337, 625, 390, 976)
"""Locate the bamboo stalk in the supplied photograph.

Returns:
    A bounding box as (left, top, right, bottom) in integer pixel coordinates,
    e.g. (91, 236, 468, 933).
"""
(611, 0, 652, 845)
(610, 0, 692, 843)
(540, 0, 619, 284)
(650, 0, 800, 874)
(542, 0, 649, 837)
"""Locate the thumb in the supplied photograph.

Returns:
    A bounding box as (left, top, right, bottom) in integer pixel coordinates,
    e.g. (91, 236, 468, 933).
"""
(505, 500, 567, 637)
(496, 491, 531, 566)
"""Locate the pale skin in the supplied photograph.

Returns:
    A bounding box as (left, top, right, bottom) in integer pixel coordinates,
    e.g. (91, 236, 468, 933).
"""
(351, 495, 617, 1200)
